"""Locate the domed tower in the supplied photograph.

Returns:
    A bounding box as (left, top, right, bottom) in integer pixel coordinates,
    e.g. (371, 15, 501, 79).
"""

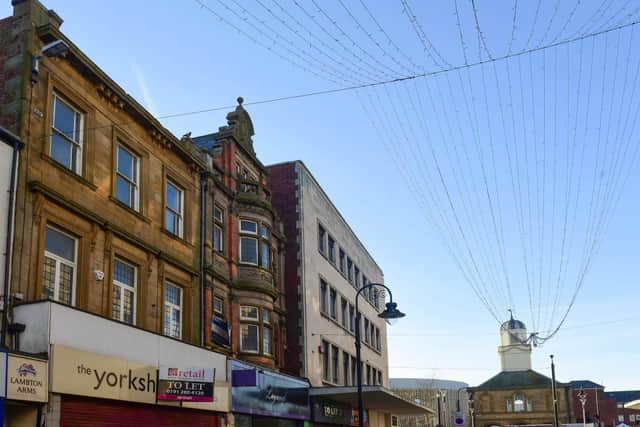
(498, 312, 532, 372)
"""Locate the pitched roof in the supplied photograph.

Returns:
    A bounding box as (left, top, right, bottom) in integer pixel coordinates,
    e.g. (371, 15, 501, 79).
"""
(606, 390, 640, 403)
(569, 380, 605, 389)
(471, 370, 565, 390)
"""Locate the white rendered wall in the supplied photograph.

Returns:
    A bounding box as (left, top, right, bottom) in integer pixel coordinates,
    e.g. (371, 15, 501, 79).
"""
(296, 162, 389, 387)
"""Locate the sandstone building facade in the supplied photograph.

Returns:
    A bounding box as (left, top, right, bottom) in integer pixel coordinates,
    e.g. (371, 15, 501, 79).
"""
(468, 317, 574, 427)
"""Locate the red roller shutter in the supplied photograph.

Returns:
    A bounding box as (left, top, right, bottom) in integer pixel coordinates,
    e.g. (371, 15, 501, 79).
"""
(61, 395, 220, 427)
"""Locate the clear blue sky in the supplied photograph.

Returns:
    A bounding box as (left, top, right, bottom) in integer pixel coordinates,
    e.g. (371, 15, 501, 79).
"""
(5, 0, 639, 389)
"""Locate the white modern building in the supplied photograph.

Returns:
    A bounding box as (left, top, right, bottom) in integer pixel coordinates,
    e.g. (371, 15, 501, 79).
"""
(269, 161, 428, 426)
(269, 161, 388, 387)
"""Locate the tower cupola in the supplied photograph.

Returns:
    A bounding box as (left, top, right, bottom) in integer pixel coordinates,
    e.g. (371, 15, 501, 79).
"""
(497, 311, 532, 372)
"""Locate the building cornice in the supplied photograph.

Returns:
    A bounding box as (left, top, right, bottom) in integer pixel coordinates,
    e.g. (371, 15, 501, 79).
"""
(35, 24, 207, 172)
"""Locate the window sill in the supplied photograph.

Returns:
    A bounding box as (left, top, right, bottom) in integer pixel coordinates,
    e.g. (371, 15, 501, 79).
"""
(40, 153, 97, 191)
(109, 196, 151, 223)
(238, 262, 273, 274)
(161, 228, 193, 247)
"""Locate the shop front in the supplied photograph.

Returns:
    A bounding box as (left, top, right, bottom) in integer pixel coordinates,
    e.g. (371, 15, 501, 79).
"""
(12, 301, 231, 427)
(2, 352, 48, 427)
(50, 343, 229, 427)
(309, 386, 434, 427)
(230, 359, 310, 427)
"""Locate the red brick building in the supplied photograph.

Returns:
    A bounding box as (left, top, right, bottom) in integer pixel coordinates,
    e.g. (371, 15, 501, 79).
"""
(193, 99, 287, 370)
(569, 381, 640, 427)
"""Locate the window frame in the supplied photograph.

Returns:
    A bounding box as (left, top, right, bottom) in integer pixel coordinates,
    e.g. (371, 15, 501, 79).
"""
(213, 296, 224, 316)
(213, 205, 225, 253)
(331, 345, 340, 384)
(240, 305, 259, 321)
(240, 323, 260, 353)
(364, 318, 370, 344)
(165, 179, 184, 238)
(51, 93, 84, 174)
(112, 257, 137, 325)
(42, 225, 78, 306)
(318, 224, 326, 254)
(513, 393, 525, 412)
(343, 351, 350, 386)
(115, 143, 140, 211)
(239, 219, 272, 269)
(341, 297, 348, 329)
(240, 220, 258, 234)
(163, 281, 183, 339)
(320, 279, 328, 315)
(262, 326, 271, 355)
(329, 288, 338, 320)
(349, 304, 355, 332)
(327, 234, 336, 263)
(322, 340, 330, 382)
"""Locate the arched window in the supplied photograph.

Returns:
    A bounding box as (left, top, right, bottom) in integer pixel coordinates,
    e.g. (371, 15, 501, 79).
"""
(514, 393, 525, 412)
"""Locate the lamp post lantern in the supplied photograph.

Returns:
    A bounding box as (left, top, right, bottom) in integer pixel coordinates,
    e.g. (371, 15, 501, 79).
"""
(355, 283, 404, 427)
(578, 388, 587, 427)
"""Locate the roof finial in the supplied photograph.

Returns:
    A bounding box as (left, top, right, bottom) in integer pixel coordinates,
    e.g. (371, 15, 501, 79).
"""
(237, 96, 244, 106)
(508, 308, 513, 321)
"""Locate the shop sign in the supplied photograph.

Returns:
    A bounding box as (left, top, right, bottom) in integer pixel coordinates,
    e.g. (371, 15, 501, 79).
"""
(312, 398, 352, 424)
(51, 345, 157, 404)
(158, 366, 215, 402)
(231, 359, 310, 420)
(6, 354, 48, 402)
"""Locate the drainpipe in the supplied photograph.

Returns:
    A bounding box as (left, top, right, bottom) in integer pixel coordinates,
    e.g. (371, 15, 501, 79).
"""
(1, 128, 23, 348)
(199, 171, 209, 346)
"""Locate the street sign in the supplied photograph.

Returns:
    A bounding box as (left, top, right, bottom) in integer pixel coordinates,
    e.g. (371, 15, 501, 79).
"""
(454, 412, 465, 426)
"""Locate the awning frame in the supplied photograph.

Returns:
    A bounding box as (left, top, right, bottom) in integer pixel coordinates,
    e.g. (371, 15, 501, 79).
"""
(310, 386, 434, 416)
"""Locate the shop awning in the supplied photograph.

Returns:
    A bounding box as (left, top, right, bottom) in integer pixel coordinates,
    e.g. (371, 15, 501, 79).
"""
(310, 386, 434, 415)
(626, 399, 640, 410)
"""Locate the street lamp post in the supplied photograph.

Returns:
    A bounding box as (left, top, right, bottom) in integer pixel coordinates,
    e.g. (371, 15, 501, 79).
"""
(355, 283, 405, 427)
(578, 388, 587, 427)
(436, 391, 443, 427)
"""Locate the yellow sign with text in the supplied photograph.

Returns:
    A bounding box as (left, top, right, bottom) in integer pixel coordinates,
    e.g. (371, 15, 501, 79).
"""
(7, 354, 48, 402)
(51, 345, 157, 404)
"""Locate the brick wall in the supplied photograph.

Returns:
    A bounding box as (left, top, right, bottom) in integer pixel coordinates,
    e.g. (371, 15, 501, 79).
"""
(267, 162, 301, 377)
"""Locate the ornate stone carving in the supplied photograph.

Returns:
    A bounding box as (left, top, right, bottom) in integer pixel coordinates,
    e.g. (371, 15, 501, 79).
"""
(224, 97, 256, 155)
(96, 83, 125, 111)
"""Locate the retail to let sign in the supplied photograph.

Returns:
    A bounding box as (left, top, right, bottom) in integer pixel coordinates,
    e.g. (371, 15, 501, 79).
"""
(158, 366, 215, 402)
(6, 355, 48, 402)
